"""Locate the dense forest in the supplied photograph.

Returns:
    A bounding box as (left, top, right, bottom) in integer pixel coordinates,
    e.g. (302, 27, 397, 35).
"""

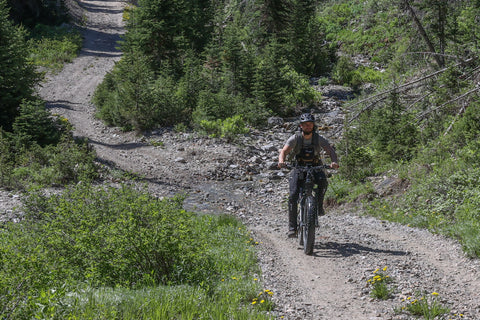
(2, 0, 480, 318)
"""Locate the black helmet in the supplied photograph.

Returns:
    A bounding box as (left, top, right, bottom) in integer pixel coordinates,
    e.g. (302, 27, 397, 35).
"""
(299, 113, 315, 123)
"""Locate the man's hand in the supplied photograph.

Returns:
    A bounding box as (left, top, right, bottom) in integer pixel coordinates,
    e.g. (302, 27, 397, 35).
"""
(278, 162, 286, 169)
(330, 162, 339, 169)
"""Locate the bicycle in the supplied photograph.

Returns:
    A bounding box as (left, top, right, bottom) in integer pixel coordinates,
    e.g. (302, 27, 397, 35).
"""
(287, 164, 332, 255)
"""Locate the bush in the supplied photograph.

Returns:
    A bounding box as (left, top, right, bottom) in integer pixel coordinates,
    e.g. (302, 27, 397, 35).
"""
(27, 23, 83, 71)
(1, 184, 266, 319)
(197, 115, 250, 141)
(94, 53, 191, 131)
(0, 131, 97, 189)
(12, 98, 65, 147)
(19, 184, 217, 287)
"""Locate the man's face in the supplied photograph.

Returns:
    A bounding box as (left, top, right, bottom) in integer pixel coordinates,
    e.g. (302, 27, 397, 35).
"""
(300, 121, 314, 134)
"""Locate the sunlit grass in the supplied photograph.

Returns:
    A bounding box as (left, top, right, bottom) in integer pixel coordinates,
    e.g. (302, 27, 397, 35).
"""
(366, 266, 394, 300)
(27, 24, 83, 71)
(0, 185, 274, 319)
(66, 280, 274, 320)
(397, 292, 450, 320)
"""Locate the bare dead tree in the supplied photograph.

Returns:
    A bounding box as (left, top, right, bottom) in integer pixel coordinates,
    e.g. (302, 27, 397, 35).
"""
(344, 58, 475, 126)
(416, 85, 480, 121)
(403, 0, 444, 68)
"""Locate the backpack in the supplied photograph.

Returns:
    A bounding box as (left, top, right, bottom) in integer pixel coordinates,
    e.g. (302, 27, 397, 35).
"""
(287, 131, 322, 164)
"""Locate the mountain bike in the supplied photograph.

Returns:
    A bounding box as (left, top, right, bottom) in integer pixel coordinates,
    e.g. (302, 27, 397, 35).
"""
(289, 164, 331, 255)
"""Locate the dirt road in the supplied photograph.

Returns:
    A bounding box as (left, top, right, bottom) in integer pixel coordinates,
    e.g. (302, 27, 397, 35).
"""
(36, 1, 480, 319)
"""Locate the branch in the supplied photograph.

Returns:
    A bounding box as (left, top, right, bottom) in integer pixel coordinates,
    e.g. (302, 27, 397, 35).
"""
(416, 85, 480, 120)
(345, 58, 475, 126)
(403, 0, 444, 67)
(443, 104, 467, 136)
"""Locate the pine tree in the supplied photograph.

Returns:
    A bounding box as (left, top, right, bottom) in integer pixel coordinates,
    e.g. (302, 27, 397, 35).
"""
(0, 0, 39, 131)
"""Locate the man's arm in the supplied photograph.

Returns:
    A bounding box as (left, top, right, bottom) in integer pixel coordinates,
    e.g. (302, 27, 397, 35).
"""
(278, 145, 292, 168)
(317, 135, 339, 169)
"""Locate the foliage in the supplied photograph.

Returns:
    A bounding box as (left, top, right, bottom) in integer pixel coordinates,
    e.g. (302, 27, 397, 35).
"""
(400, 292, 450, 320)
(12, 98, 65, 147)
(325, 173, 375, 205)
(332, 56, 383, 88)
(337, 124, 375, 182)
(360, 101, 480, 257)
(366, 266, 394, 300)
(94, 52, 190, 131)
(318, 0, 408, 65)
(27, 23, 83, 71)
(0, 101, 97, 189)
(0, 184, 272, 319)
(7, 0, 69, 26)
(94, 0, 328, 131)
(197, 115, 250, 141)
(0, 0, 39, 131)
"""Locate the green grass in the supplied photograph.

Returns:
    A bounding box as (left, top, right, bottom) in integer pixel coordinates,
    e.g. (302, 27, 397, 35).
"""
(27, 23, 83, 71)
(398, 292, 450, 320)
(366, 266, 394, 300)
(359, 154, 480, 258)
(0, 183, 274, 319)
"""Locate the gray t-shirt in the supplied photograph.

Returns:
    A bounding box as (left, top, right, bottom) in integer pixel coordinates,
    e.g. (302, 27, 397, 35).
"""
(285, 132, 338, 163)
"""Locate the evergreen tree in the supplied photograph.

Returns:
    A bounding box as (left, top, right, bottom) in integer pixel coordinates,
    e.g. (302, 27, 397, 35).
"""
(0, 0, 38, 131)
(123, 0, 214, 73)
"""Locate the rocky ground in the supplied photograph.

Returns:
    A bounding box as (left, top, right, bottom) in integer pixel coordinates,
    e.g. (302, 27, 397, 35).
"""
(2, 1, 480, 319)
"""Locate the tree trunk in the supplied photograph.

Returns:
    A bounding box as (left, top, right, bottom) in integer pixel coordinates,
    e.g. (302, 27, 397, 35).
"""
(403, 0, 444, 68)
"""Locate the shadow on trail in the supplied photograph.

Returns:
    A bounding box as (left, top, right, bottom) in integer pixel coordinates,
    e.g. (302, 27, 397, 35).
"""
(80, 28, 123, 57)
(88, 138, 148, 151)
(79, 0, 124, 15)
(311, 241, 408, 258)
(93, 156, 179, 192)
(45, 100, 78, 111)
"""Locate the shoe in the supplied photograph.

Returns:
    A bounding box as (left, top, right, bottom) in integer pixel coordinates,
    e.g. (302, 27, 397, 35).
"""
(318, 207, 325, 216)
(287, 230, 297, 238)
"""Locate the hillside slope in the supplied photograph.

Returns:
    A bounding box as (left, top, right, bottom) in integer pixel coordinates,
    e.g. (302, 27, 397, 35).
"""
(11, 0, 480, 318)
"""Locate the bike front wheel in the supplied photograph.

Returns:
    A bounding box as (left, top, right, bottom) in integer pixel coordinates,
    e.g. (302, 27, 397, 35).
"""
(302, 196, 316, 255)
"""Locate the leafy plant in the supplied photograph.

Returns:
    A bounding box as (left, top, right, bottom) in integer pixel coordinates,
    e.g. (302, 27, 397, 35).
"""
(27, 23, 83, 71)
(401, 292, 450, 320)
(1, 184, 272, 319)
(198, 115, 249, 141)
(367, 266, 394, 300)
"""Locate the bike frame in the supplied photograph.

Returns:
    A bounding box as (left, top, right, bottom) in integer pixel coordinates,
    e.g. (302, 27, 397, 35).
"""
(295, 164, 330, 255)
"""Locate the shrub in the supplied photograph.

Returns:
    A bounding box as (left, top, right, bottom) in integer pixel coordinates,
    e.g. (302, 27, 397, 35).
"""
(1, 184, 265, 319)
(19, 184, 217, 287)
(198, 115, 249, 141)
(94, 53, 190, 131)
(27, 23, 83, 71)
(12, 98, 65, 147)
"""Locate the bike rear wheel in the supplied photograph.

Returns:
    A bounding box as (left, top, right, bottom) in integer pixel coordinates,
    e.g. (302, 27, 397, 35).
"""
(302, 196, 316, 255)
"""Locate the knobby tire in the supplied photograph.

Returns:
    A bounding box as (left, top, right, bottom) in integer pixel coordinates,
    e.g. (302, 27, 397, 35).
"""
(303, 196, 316, 255)
(298, 198, 305, 246)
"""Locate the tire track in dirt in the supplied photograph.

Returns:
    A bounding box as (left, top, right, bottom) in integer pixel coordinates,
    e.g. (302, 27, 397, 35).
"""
(36, 2, 480, 319)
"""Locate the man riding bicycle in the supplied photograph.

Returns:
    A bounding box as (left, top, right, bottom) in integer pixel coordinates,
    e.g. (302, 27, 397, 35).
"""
(278, 113, 339, 238)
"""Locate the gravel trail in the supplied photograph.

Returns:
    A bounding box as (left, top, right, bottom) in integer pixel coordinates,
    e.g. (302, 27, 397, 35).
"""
(4, 1, 480, 319)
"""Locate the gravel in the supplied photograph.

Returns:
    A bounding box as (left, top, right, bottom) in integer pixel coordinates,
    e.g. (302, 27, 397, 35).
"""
(1, 1, 480, 319)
